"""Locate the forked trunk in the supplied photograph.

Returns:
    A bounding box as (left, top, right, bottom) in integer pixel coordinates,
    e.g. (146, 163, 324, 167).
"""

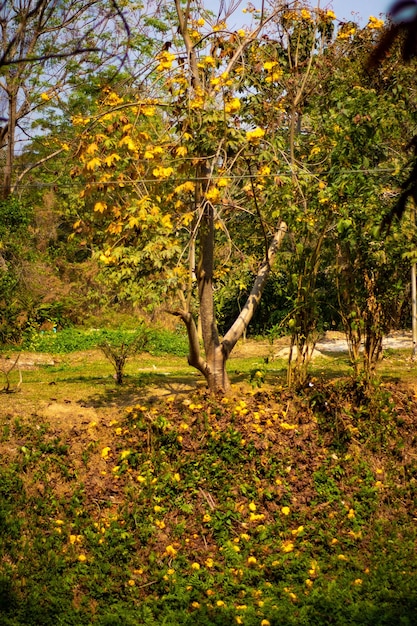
(175, 222, 287, 394)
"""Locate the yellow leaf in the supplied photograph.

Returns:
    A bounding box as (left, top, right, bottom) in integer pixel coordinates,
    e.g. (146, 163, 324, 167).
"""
(104, 153, 121, 166)
(119, 136, 137, 151)
(86, 157, 101, 170)
(86, 142, 99, 155)
(161, 215, 173, 229)
(181, 212, 194, 226)
(94, 201, 107, 213)
(175, 146, 188, 157)
(128, 216, 141, 229)
(107, 222, 123, 234)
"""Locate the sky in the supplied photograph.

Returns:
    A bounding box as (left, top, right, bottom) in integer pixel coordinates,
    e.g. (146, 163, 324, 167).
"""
(204, 0, 390, 26)
(329, 0, 388, 23)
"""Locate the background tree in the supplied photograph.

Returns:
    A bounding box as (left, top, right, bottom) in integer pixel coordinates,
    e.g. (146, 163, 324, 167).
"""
(0, 0, 169, 198)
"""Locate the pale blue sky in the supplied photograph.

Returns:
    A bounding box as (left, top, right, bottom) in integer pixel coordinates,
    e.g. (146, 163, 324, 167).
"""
(329, 0, 388, 23)
(204, 1, 390, 26)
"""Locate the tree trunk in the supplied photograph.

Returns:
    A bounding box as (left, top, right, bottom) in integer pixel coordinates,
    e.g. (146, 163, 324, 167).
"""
(176, 221, 287, 394)
(3, 90, 16, 199)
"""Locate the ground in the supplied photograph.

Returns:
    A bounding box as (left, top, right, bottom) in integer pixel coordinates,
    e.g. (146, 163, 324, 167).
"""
(1, 339, 417, 625)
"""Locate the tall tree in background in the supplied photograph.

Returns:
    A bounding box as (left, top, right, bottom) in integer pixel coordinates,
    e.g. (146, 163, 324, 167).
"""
(0, 0, 169, 198)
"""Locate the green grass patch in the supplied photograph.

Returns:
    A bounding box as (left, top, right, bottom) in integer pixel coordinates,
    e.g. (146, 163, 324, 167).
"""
(19, 325, 189, 357)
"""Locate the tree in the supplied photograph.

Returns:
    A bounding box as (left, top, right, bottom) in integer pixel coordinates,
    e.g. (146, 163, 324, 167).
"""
(0, 0, 168, 198)
(71, 2, 346, 393)
(306, 14, 415, 380)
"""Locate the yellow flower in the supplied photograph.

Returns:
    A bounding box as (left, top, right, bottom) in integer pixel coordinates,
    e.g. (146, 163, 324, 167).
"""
(127, 579, 135, 586)
(101, 446, 111, 458)
(205, 187, 220, 202)
(216, 600, 225, 607)
(347, 508, 355, 519)
(249, 512, 265, 522)
(78, 554, 87, 562)
(281, 506, 291, 516)
(191, 601, 200, 608)
(191, 562, 200, 570)
(203, 55, 216, 66)
(205, 557, 214, 568)
(261, 621, 271, 626)
(225, 97, 241, 113)
(353, 578, 363, 585)
(156, 51, 175, 71)
(368, 16, 384, 29)
(309, 560, 320, 577)
(40, 92, 50, 101)
(249, 502, 257, 512)
(153, 166, 174, 179)
(142, 105, 155, 116)
(301, 9, 311, 19)
(247, 556, 257, 565)
(281, 540, 294, 553)
(203, 513, 211, 522)
(165, 545, 177, 557)
(175, 181, 195, 195)
(237, 29, 246, 37)
(175, 146, 188, 157)
(246, 127, 265, 142)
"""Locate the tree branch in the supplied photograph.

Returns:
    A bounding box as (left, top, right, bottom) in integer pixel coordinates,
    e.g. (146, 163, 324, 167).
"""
(222, 221, 287, 356)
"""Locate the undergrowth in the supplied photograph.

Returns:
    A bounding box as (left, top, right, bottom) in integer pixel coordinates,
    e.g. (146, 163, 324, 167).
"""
(1, 381, 417, 625)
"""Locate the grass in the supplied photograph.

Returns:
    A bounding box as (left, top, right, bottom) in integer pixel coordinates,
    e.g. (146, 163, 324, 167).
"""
(1, 329, 417, 625)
